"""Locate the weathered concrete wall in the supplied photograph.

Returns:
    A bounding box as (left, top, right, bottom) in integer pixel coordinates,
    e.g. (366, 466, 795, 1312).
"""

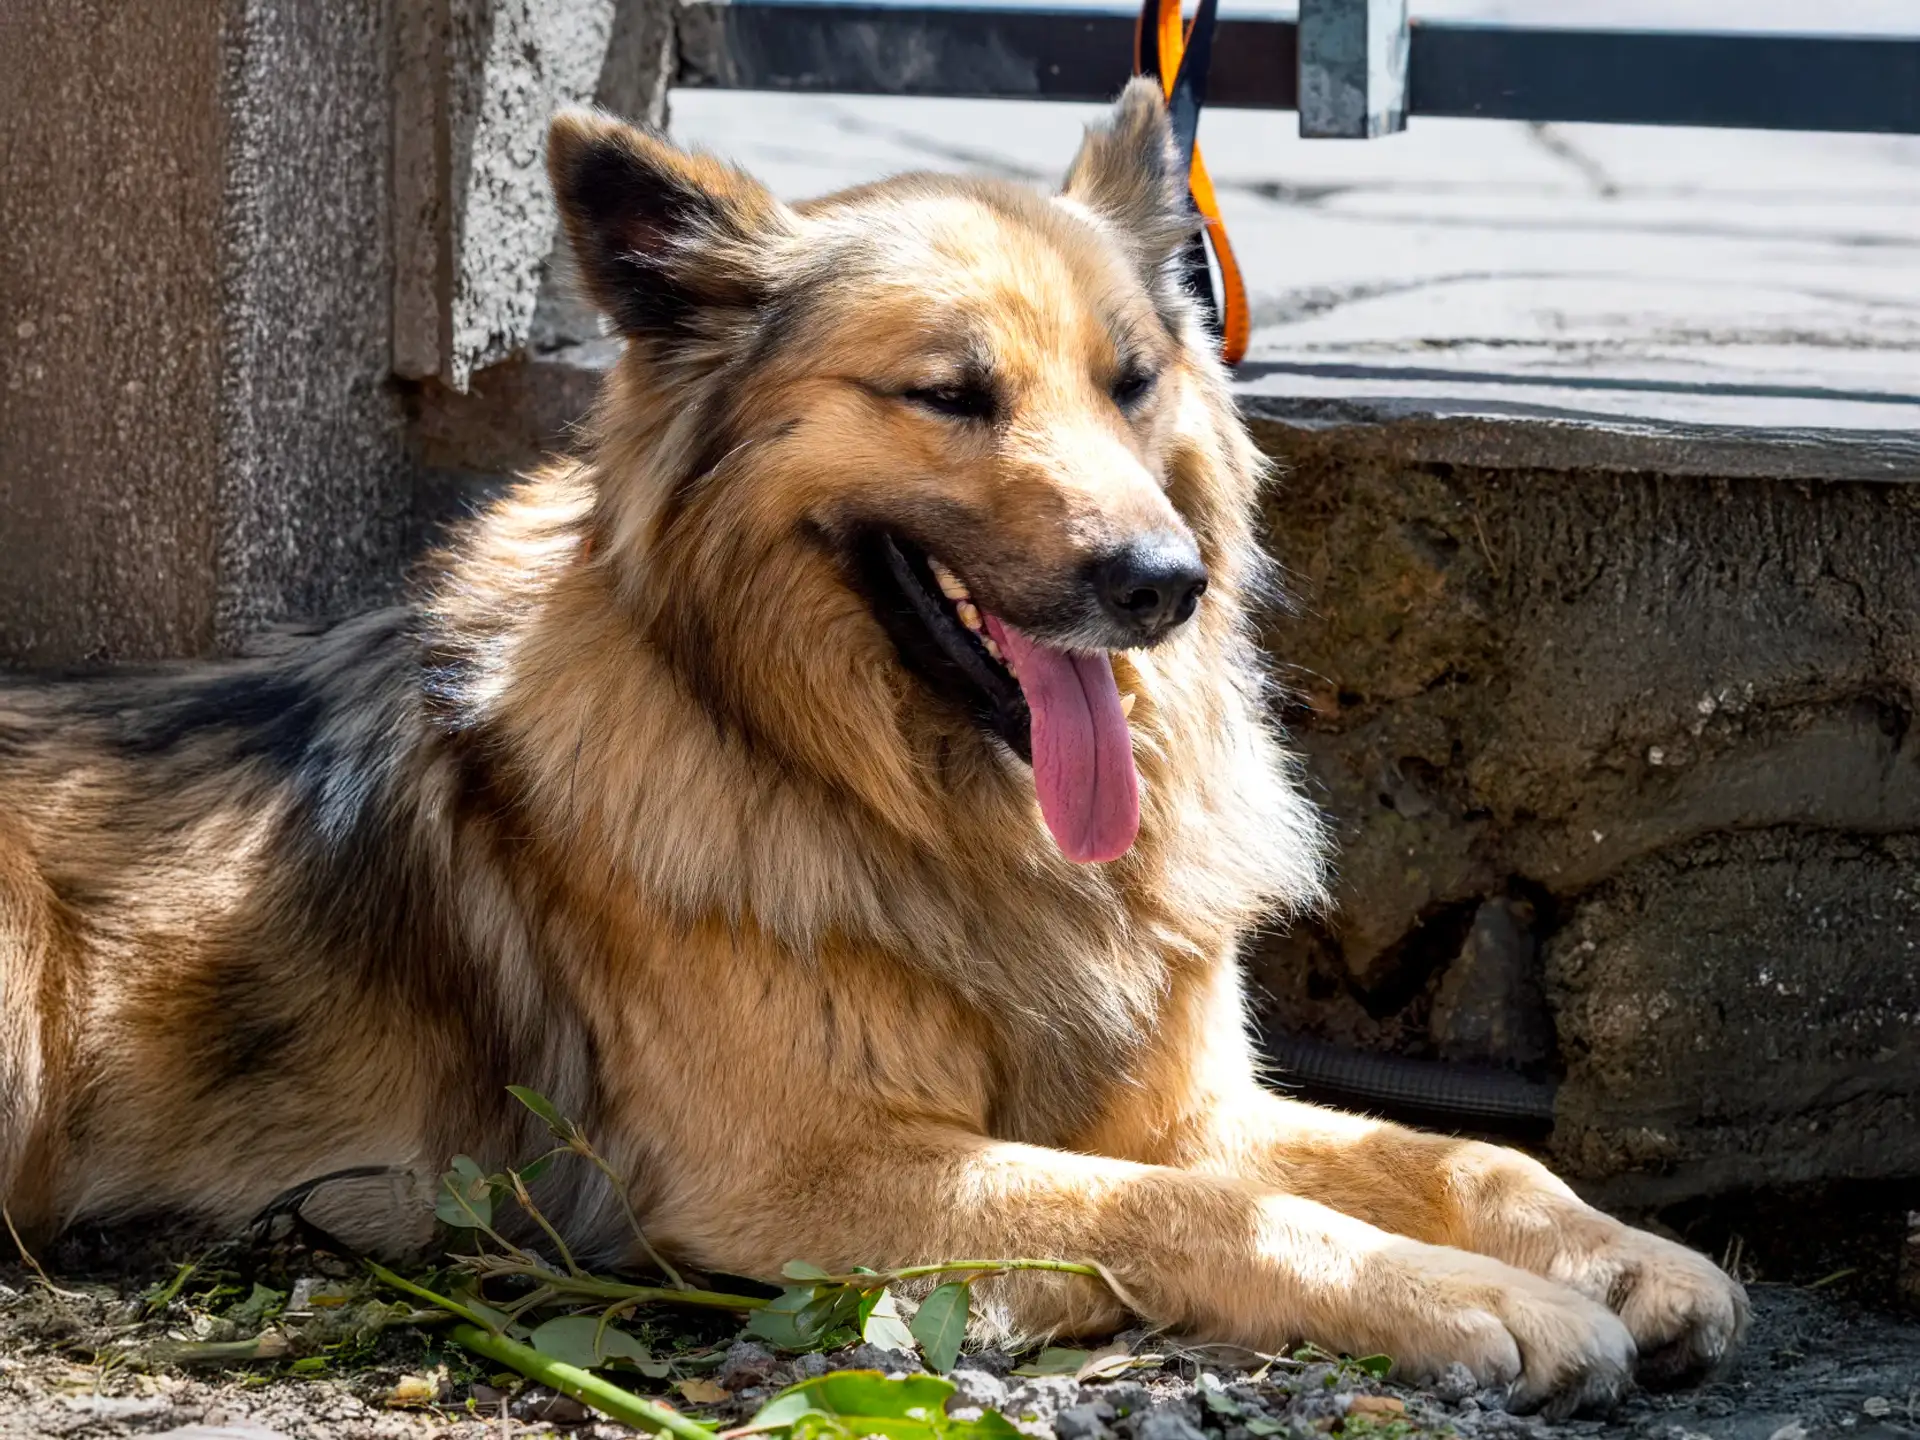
(1, 2, 229, 662)
(0, 0, 409, 665)
(1246, 418, 1920, 1207)
(3, 0, 676, 666)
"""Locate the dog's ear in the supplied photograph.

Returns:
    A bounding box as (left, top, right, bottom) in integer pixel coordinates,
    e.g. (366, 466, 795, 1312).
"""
(1060, 78, 1196, 276)
(547, 109, 790, 341)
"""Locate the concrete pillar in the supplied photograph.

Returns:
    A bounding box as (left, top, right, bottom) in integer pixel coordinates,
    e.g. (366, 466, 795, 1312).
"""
(392, 0, 674, 387)
(1, 0, 672, 666)
(1, 0, 406, 664)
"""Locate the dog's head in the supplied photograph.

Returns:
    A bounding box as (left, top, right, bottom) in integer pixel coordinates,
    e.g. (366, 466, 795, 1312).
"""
(546, 82, 1261, 865)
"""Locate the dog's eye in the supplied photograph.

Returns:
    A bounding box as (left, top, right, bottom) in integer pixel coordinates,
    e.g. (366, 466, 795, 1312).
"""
(1111, 369, 1157, 409)
(903, 384, 996, 422)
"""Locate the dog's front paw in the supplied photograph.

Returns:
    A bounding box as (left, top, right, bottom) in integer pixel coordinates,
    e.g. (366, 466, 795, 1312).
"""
(1576, 1226, 1748, 1388)
(1367, 1242, 1637, 1419)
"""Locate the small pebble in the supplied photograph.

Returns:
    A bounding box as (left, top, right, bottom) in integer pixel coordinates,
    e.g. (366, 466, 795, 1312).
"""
(1006, 1376, 1082, 1428)
(1135, 1411, 1209, 1440)
(718, 1340, 782, 1390)
(1095, 1381, 1154, 1422)
(828, 1342, 923, 1373)
(512, 1388, 589, 1423)
(950, 1368, 1011, 1411)
(1056, 1402, 1116, 1440)
(1433, 1362, 1479, 1405)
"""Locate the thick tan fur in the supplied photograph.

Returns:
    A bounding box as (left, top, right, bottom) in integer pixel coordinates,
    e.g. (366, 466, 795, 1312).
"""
(0, 81, 1743, 1412)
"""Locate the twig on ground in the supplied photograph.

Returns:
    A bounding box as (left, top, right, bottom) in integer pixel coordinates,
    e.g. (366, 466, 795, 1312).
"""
(150, 1332, 293, 1367)
(3, 1204, 85, 1299)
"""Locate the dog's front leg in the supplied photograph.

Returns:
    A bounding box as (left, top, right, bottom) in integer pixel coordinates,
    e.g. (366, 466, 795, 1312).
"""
(667, 1121, 1633, 1415)
(1190, 1088, 1748, 1388)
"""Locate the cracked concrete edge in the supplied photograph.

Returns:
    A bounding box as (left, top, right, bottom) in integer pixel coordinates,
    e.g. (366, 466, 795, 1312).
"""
(1238, 392, 1920, 484)
(411, 343, 1920, 506)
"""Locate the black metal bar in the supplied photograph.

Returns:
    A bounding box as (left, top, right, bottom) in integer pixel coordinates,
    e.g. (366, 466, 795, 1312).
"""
(675, 1, 1920, 136)
(1410, 24, 1920, 133)
(676, 2, 1298, 109)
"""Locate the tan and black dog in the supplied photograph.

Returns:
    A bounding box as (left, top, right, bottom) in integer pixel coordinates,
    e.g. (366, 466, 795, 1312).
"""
(0, 81, 1744, 1413)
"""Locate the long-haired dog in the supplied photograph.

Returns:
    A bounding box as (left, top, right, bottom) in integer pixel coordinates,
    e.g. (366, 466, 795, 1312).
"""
(0, 81, 1743, 1412)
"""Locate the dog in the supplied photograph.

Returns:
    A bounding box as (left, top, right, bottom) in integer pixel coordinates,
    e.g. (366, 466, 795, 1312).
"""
(0, 79, 1744, 1413)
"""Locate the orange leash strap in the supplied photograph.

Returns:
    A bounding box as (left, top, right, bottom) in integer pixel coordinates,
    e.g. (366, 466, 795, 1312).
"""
(1134, 0, 1250, 366)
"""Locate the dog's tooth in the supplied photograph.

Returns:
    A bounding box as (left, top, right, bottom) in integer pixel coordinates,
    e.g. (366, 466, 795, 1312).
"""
(930, 557, 970, 602)
(1119, 692, 1136, 718)
(956, 600, 981, 632)
(982, 634, 1003, 662)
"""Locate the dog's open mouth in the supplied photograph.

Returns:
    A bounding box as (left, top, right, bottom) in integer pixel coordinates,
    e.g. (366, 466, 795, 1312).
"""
(852, 533, 1140, 864)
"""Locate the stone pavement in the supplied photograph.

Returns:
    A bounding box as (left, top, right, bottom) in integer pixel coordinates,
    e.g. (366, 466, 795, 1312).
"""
(668, 5, 1920, 463)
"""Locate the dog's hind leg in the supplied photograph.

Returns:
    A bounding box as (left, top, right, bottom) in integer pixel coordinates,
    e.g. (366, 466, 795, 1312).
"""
(664, 1121, 1634, 1417)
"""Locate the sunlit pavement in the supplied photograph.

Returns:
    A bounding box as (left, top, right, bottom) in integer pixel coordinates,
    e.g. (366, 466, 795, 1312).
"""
(669, 1, 1920, 440)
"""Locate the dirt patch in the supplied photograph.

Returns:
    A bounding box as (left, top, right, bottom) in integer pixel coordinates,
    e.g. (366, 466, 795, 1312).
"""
(4, 1229, 1917, 1440)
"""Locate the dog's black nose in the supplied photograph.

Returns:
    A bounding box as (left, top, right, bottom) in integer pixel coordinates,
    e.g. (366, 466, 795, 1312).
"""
(1096, 535, 1208, 642)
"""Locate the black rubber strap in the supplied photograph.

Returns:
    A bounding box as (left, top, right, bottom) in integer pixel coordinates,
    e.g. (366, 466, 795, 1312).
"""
(1136, 0, 1223, 339)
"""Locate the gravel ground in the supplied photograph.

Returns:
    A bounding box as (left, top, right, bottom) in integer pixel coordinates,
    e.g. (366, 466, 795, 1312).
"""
(4, 1260, 1917, 1440)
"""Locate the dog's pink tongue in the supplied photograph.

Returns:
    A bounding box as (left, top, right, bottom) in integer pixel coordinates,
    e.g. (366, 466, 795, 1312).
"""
(983, 616, 1139, 864)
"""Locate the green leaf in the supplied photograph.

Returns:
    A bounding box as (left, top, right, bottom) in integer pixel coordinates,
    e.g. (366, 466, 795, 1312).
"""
(908, 1282, 970, 1373)
(745, 1285, 858, 1352)
(744, 1308, 812, 1350)
(519, 1154, 555, 1184)
(782, 1260, 834, 1281)
(435, 1155, 493, 1229)
(765, 1285, 824, 1314)
(528, 1315, 653, 1370)
(448, 1284, 513, 1334)
(1010, 1347, 1088, 1378)
(859, 1288, 917, 1354)
(1197, 1376, 1241, 1417)
(506, 1086, 572, 1138)
(1352, 1353, 1393, 1379)
(740, 1370, 961, 1438)
(957, 1414, 1025, 1440)
(1243, 1418, 1290, 1436)
(227, 1282, 286, 1329)
(791, 1297, 860, 1344)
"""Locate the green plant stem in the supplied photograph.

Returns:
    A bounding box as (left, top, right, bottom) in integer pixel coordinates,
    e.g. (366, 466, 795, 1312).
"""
(448, 1322, 712, 1439)
(502, 1284, 561, 1327)
(816, 1259, 1105, 1287)
(583, 1147, 687, 1290)
(512, 1170, 586, 1278)
(364, 1260, 501, 1330)
(468, 1259, 768, 1313)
